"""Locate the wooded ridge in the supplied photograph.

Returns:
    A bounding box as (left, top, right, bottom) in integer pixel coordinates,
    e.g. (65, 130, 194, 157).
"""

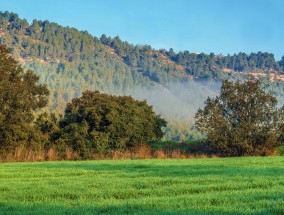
(1, 11, 284, 141)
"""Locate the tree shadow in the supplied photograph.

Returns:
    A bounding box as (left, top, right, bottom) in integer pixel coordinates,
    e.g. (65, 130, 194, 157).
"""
(0, 203, 278, 215)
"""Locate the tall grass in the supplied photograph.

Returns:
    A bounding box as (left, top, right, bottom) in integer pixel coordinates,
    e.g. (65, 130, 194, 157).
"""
(0, 144, 204, 162)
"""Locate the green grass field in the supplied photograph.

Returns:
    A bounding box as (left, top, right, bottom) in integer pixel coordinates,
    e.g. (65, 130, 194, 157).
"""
(0, 157, 284, 214)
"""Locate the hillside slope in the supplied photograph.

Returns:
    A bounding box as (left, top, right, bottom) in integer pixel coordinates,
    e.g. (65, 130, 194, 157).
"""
(1, 11, 284, 140)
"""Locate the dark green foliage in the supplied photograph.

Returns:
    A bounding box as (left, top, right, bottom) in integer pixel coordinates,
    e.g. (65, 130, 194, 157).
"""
(195, 78, 283, 156)
(186, 139, 212, 155)
(56, 121, 93, 158)
(0, 44, 49, 152)
(34, 112, 60, 146)
(149, 139, 211, 155)
(54, 91, 167, 158)
(35, 112, 59, 135)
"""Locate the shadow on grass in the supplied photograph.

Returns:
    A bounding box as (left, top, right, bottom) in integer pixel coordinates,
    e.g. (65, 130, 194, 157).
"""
(0, 203, 279, 215)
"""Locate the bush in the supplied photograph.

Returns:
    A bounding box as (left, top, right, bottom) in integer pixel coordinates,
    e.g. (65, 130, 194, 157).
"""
(54, 91, 167, 158)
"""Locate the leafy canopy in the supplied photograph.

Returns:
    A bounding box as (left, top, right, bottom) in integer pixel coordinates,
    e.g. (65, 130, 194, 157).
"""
(195, 78, 282, 156)
(0, 44, 49, 151)
(54, 91, 167, 158)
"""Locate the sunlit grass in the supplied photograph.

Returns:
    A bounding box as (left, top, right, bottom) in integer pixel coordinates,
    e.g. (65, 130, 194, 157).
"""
(0, 157, 283, 214)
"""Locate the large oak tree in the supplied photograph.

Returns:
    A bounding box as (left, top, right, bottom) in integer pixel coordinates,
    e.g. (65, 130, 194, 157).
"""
(55, 90, 167, 158)
(195, 78, 282, 156)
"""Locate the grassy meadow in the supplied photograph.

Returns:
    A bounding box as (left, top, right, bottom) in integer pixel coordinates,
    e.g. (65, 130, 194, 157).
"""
(0, 157, 284, 214)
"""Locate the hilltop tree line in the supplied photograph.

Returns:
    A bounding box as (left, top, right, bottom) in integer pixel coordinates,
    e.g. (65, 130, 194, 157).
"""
(100, 34, 284, 79)
(166, 50, 284, 78)
(2, 11, 284, 142)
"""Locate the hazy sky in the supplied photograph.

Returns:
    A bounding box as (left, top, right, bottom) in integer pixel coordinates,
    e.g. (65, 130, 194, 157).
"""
(1, 0, 284, 59)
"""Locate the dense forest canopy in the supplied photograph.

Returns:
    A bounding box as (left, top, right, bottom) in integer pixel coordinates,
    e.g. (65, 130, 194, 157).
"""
(1, 11, 284, 141)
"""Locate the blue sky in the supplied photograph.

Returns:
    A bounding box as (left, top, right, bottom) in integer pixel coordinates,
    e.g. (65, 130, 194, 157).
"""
(1, 0, 284, 59)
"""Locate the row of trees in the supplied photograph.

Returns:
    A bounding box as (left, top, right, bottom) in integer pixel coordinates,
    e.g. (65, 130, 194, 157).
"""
(100, 33, 284, 75)
(165, 49, 284, 76)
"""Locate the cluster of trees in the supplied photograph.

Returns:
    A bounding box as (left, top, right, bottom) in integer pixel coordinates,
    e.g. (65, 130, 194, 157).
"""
(0, 44, 166, 159)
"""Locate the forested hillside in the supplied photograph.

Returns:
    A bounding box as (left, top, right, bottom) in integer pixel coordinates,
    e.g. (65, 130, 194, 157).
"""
(1, 11, 284, 140)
